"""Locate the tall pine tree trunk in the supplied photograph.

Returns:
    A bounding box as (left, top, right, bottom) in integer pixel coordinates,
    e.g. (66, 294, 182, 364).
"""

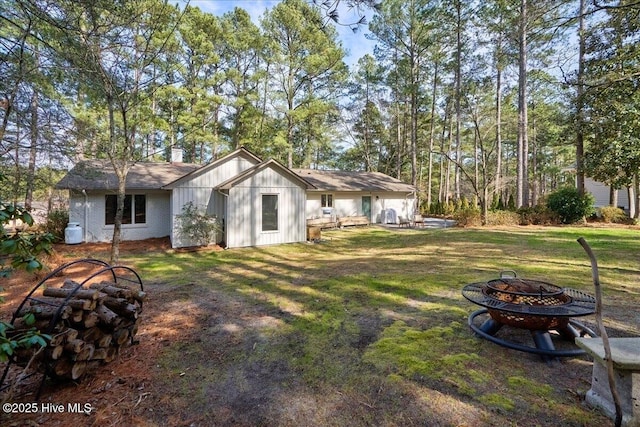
(495, 66, 502, 201)
(576, 0, 586, 196)
(454, 0, 462, 200)
(517, 0, 529, 208)
(25, 90, 38, 211)
(427, 60, 439, 209)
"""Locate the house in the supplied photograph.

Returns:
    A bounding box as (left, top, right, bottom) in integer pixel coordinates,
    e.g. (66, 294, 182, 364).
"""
(585, 177, 630, 213)
(56, 148, 417, 248)
(293, 169, 417, 225)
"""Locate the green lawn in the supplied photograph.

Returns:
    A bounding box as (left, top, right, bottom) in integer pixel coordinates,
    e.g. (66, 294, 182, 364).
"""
(119, 225, 640, 426)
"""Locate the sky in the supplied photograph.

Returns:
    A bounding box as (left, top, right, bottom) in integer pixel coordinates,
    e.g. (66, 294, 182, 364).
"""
(181, 0, 377, 67)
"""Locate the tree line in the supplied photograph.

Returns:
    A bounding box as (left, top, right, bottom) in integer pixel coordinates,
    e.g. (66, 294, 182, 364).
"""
(1, 0, 639, 259)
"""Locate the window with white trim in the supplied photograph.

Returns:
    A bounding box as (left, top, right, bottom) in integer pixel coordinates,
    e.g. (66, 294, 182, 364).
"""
(105, 194, 146, 225)
(321, 194, 333, 208)
(262, 194, 278, 231)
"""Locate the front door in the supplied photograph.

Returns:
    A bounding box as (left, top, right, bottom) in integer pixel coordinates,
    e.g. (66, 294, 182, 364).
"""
(362, 196, 372, 221)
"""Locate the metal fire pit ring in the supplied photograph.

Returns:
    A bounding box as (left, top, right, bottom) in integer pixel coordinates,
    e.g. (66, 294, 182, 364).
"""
(462, 276, 597, 359)
(462, 282, 596, 319)
(468, 309, 597, 357)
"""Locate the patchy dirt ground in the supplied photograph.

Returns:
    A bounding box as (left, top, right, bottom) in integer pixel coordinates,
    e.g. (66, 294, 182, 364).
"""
(0, 235, 620, 427)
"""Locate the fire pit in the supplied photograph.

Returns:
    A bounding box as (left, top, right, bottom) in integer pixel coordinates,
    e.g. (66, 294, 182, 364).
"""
(462, 271, 597, 358)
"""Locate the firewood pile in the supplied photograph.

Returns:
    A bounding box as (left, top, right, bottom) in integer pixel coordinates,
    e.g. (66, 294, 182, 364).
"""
(3, 259, 144, 384)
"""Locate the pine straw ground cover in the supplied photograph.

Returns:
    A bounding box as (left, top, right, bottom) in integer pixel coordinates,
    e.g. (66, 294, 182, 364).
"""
(2, 225, 640, 426)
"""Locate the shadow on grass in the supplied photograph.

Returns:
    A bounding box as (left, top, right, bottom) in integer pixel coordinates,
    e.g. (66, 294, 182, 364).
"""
(124, 226, 638, 426)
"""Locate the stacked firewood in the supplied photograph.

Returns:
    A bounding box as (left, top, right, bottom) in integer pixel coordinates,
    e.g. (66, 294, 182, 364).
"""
(11, 279, 145, 381)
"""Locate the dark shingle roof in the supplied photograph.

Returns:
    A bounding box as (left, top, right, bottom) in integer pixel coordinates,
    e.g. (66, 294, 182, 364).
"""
(291, 169, 416, 193)
(55, 159, 415, 194)
(55, 160, 201, 190)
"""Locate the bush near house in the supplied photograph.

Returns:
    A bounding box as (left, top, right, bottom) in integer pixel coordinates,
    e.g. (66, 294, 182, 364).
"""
(175, 202, 220, 247)
(45, 209, 69, 242)
(598, 206, 627, 224)
(546, 187, 595, 224)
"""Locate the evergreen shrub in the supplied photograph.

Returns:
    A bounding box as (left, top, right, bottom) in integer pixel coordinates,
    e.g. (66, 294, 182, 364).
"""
(546, 187, 594, 224)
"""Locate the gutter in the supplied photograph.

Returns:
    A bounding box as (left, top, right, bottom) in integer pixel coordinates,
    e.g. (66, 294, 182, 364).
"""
(82, 189, 88, 243)
(406, 190, 417, 216)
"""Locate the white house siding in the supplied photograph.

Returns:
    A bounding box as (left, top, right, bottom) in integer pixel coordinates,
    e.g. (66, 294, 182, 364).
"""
(226, 168, 306, 248)
(585, 177, 630, 211)
(68, 189, 171, 243)
(305, 191, 416, 224)
(170, 156, 257, 247)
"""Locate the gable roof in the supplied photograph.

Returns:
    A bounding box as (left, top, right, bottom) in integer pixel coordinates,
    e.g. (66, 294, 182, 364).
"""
(55, 150, 415, 195)
(163, 147, 262, 189)
(292, 169, 416, 193)
(216, 159, 316, 190)
(55, 160, 200, 191)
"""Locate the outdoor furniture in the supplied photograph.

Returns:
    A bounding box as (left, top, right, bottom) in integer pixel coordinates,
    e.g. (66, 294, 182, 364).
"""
(306, 217, 337, 229)
(338, 216, 369, 227)
(575, 337, 640, 427)
(398, 216, 410, 227)
(412, 214, 425, 228)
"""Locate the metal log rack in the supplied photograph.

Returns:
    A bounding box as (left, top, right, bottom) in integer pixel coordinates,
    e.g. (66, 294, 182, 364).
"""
(0, 258, 143, 399)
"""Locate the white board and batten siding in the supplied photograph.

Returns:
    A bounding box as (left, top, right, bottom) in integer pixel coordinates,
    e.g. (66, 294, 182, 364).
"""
(585, 177, 630, 212)
(306, 192, 416, 224)
(226, 167, 306, 248)
(169, 155, 258, 247)
(68, 189, 171, 243)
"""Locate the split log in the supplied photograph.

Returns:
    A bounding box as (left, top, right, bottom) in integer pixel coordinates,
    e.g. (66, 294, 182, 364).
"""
(90, 282, 132, 299)
(80, 327, 103, 343)
(91, 348, 108, 360)
(103, 347, 117, 363)
(82, 312, 99, 328)
(113, 328, 130, 346)
(74, 343, 94, 361)
(10, 318, 52, 333)
(98, 281, 146, 303)
(103, 297, 138, 319)
(48, 345, 64, 360)
(71, 361, 87, 380)
(64, 339, 85, 354)
(43, 287, 100, 301)
(50, 358, 72, 378)
(96, 334, 112, 348)
(30, 297, 94, 311)
(17, 304, 71, 320)
(70, 309, 84, 323)
(95, 304, 121, 327)
(50, 358, 89, 380)
(50, 328, 79, 347)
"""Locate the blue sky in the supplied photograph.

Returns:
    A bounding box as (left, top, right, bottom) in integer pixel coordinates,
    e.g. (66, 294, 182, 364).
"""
(181, 0, 376, 67)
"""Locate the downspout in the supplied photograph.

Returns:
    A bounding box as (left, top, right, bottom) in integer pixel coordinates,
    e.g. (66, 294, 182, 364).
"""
(407, 191, 417, 217)
(217, 190, 229, 249)
(82, 189, 88, 243)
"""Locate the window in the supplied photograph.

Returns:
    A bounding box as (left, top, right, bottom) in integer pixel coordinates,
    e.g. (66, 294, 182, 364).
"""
(105, 194, 146, 225)
(262, 194, 278, 231)
(321, 194, 333, 208)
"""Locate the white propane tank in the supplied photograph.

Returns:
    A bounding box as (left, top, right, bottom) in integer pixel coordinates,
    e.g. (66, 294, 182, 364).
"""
(64, 222, 83, 244)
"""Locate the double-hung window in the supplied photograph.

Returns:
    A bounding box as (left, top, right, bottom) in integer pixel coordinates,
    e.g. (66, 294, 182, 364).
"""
(105, 194, 146, 225)
(321, 194, 333, 208)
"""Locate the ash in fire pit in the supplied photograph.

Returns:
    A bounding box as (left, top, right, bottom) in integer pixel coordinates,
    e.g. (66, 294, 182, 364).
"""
(462, 271, 597, 359)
